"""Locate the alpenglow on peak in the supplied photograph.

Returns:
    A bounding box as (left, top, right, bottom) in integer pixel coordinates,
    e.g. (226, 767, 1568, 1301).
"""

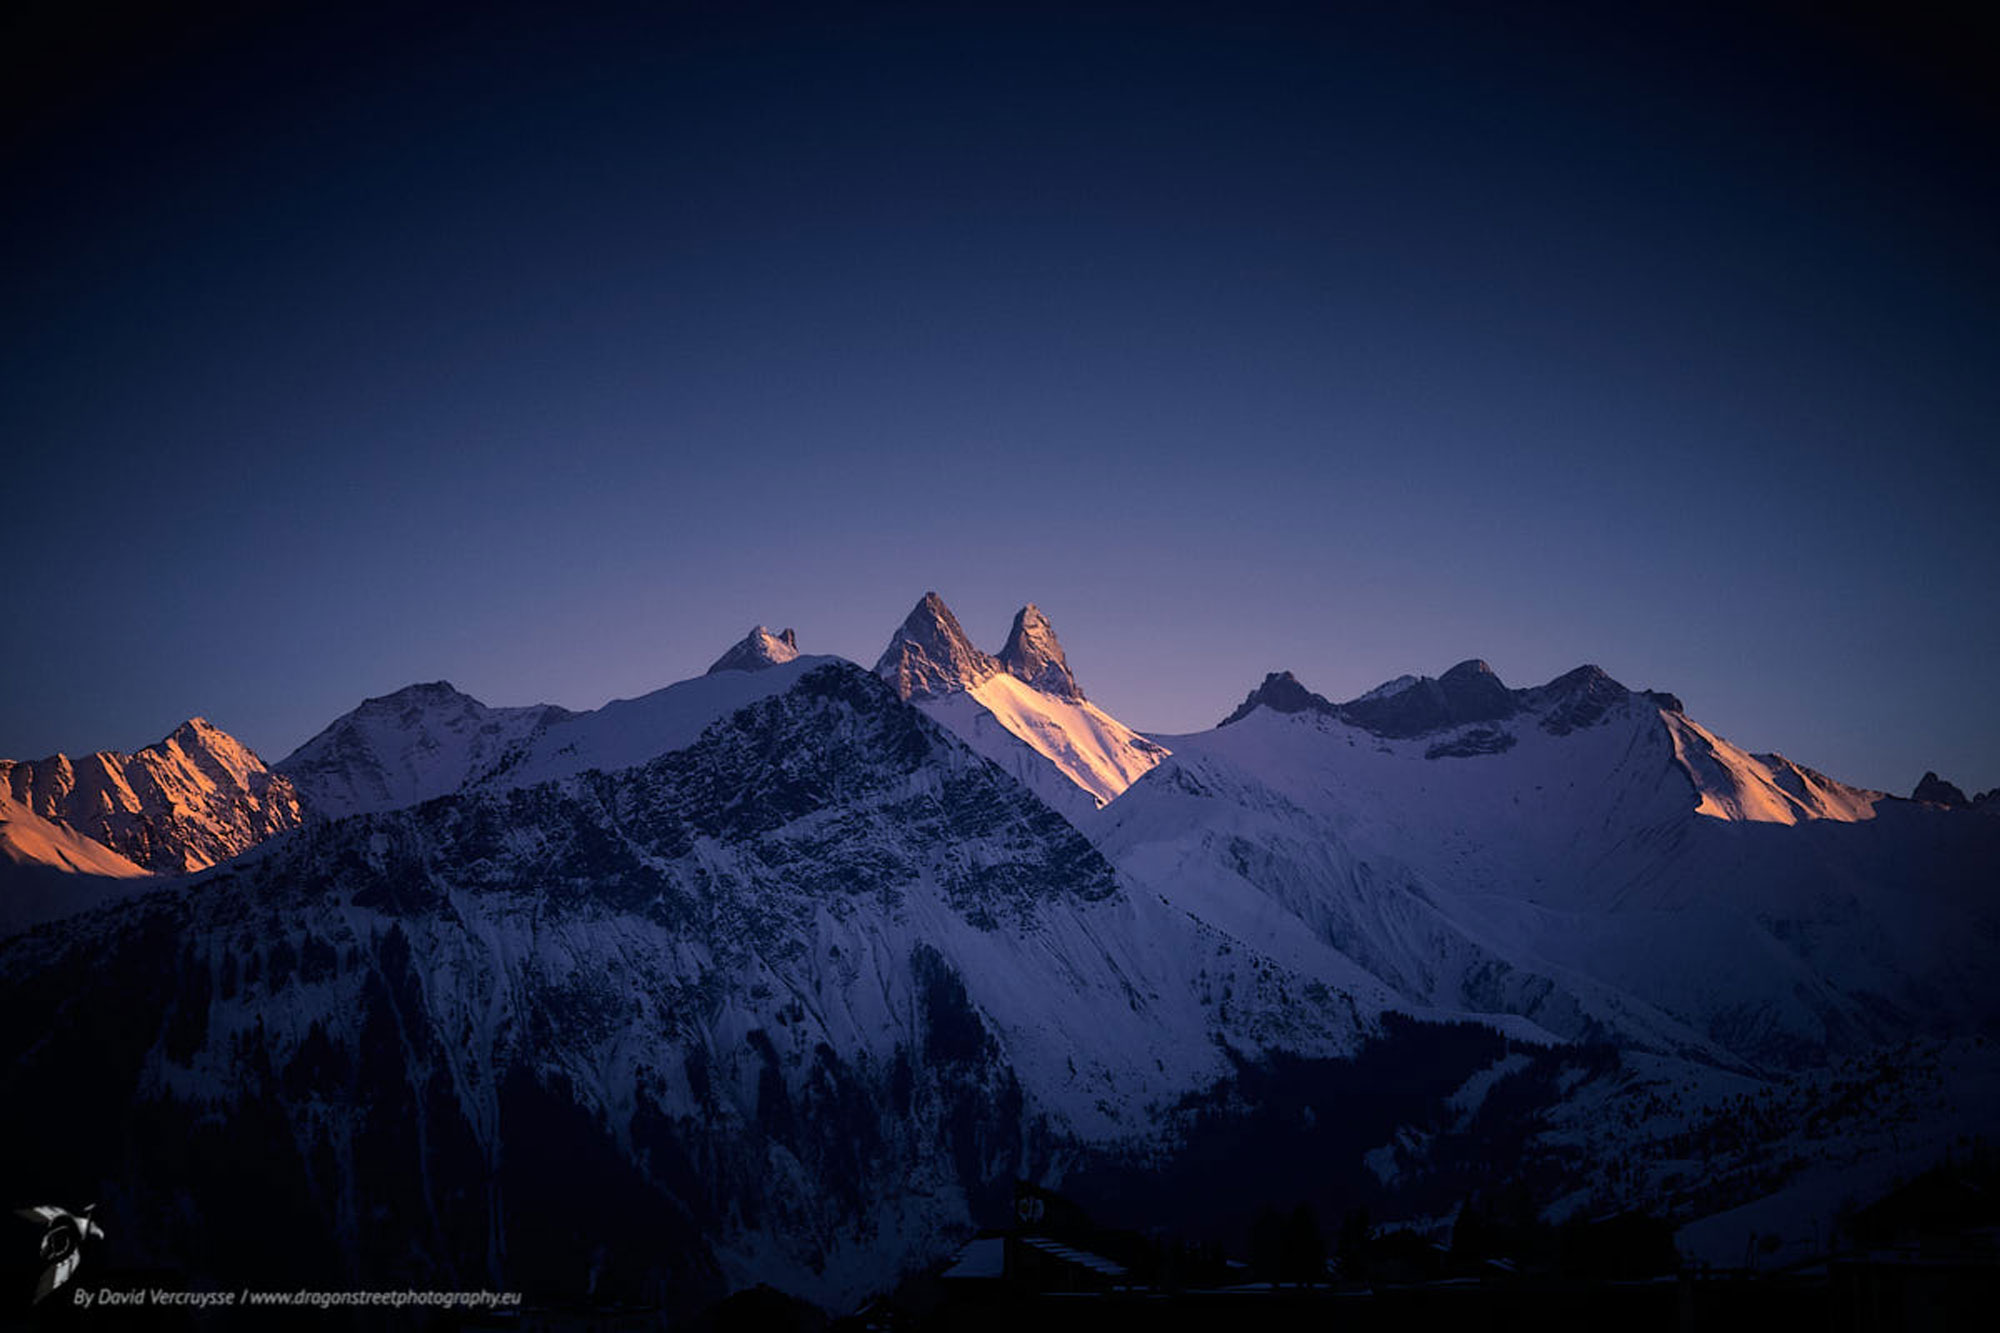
(997, 603, 1083, 701)
(873, 593, 998, 701)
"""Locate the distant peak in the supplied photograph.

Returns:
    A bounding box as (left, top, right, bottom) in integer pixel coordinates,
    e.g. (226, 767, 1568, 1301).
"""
(371, 681, 465, 705)
(998, 603, 1083, 701)
(1219, 671, 1340, 727)
(343, 682, 489, 725)
(1354, 674, 1421, 704)
(707, 625, 801, 675)
(1528, 664, 1630, 737)
(161, 715, 242, 745)
(1546, 664, 1614, 690)
(139, 716, 271, 782)
(156, 716, 253, 759)
(874, 592, 997, 701)
(1912, 771, 1970, 808)
(1436, 657, 1515, 720)
(1340, 657, 1516, 738)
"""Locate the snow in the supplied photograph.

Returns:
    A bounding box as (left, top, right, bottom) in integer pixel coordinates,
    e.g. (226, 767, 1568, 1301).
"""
(280, 658, 837, 813)
(277, 683, 565, 817)
(706, 625, 800, 674)
(870, 594, 1169, 810)
(922, 673, 1168, 812)
(1090, 685, 1992, 1066)
(1663, 713, 1881, 824)
(489, 655, 838, 789)
(0, 793, 149, 878)
(1447, 1052, 1535, 1123)
(5, 640, 1993, 1310)
(2, 719, 301, 874)
(1356, 674, 1421, 703)
(940, 1236, 1006, 1280)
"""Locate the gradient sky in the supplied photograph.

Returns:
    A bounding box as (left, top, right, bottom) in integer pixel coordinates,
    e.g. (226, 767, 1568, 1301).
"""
(5, 1, 1996, 795)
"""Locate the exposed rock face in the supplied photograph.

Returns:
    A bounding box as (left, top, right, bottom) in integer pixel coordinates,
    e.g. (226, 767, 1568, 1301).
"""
(1219, 672, 1341, 726)
(1912, 772, 1971, 807)
(874, 594, 1167, 810)
(707, 626, 800, 674)
(1524, 664, 1630, 737)
(1223, 660, 1519, 737)
(873, 593, 999, 701)
(0, 718, 301, 874)
(1344, 659, 1521, 738)
(0, 661, 1330, 1311)
(997, 604, 1082, 701)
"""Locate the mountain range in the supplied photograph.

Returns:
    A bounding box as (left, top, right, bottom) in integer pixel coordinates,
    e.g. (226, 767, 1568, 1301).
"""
(1, 592, 1994, 1314)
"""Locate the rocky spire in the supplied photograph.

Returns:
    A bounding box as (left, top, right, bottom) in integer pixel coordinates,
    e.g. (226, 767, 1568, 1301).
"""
(873, 592, 997, 701)
(997, 603, 1083, 701)
(706, 626, 801, 675)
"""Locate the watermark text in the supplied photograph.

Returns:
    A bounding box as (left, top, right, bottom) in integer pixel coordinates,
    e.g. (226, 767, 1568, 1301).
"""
(73, 1287, 522, 1312)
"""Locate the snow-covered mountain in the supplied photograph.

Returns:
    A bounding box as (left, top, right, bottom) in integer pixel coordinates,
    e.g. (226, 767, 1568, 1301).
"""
(0, 792, 148, 878)
(1219, 661, 1885, 823)
(707, 625, 799, 674)
(0, 660, 1367, 1311)
(3, 608, 1994, 1318)
(0, 718, 301, 874)
(277, 682, 574, 819)
(278, 646, 841, 822)
(1097, 661, 1989, 1068)
(874, 593, 1167, 815)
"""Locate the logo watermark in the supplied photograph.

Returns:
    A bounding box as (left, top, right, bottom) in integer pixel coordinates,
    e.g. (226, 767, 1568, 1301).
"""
(14, 1204, 104, 1304)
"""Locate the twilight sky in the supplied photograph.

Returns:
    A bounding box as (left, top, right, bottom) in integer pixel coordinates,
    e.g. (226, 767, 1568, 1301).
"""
(5, 1, 1996, 795)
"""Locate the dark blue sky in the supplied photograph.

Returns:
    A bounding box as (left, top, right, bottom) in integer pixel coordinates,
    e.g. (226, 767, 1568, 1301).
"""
(5, 1, 1996, 795)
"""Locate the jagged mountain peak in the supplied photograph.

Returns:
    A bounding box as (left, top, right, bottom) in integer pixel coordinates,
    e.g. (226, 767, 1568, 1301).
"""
(0, 716, 300, 875)
(1527, 664, 1630, 737)
(1219, 671, 1340, 727)
(1222, 659, 1657, 741)
(1543, 663, 1616, 691)
(278, 681, 573, 820)
(998, 603, 1082, 701)
(707, 625, 801, 675)
(1339, 658, 1517, 739)
(162, 714, 255, 750)
(346, 680, 480, 715)
(151, 715, 272, 785)
(380, 679, 461, 699)
(874, 592, 997, 701)
(1441, 658, 1498, 683)
(1912, 771, 1971, 807)
(881, 595, 1167, 807)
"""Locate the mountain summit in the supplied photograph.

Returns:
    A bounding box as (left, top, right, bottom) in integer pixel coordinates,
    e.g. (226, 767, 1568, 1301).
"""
(873, 593, 1168, 809)
(0, 718, 300, 873)
(874, 592, 998, 701)
(277, 683, 571, 818)
(707, 626, 800, 674)
(1219, 671, 1340, 726)
(997, 603, 1082, 701)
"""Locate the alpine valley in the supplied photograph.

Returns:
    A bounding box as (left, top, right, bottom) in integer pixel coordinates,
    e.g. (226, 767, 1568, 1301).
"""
(1, 594, 1995, 1319)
